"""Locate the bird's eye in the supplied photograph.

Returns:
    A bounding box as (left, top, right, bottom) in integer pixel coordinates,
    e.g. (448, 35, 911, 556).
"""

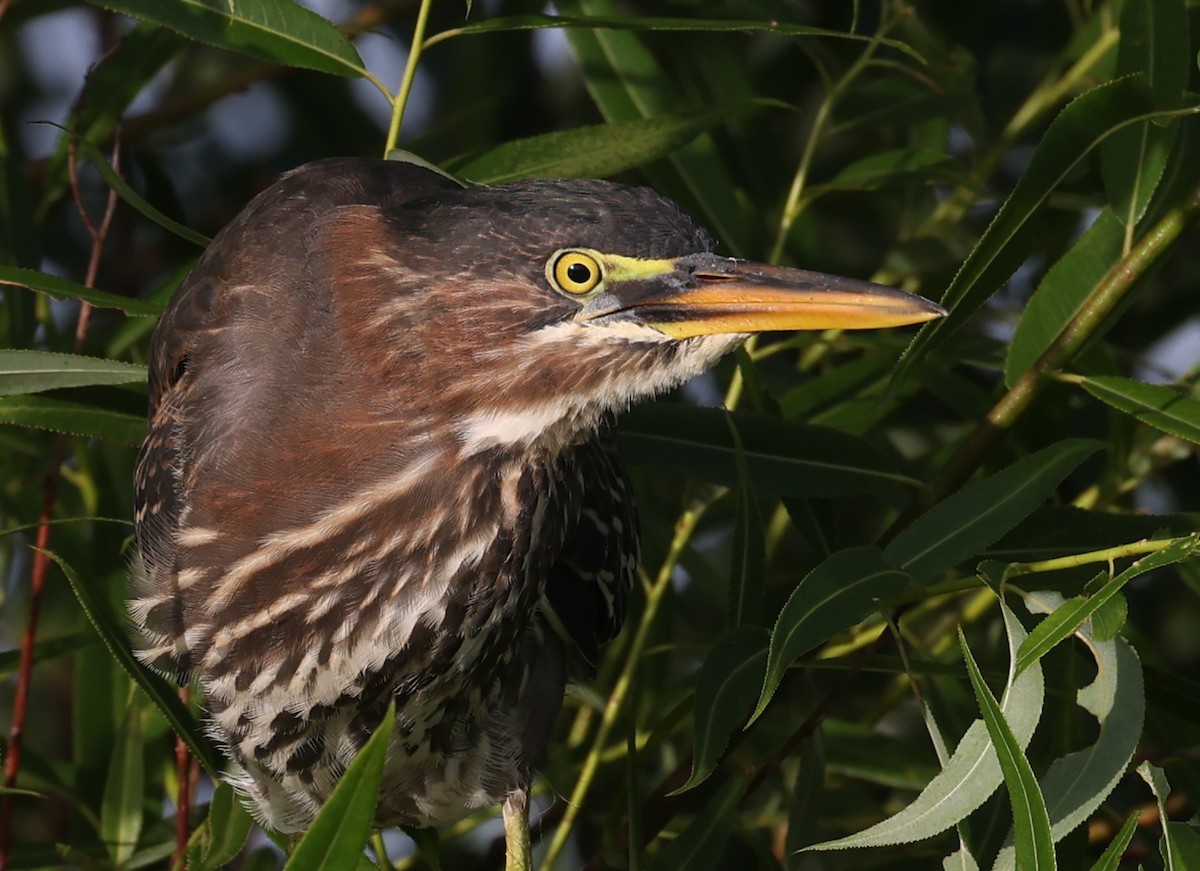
(549, 250, 603, 295)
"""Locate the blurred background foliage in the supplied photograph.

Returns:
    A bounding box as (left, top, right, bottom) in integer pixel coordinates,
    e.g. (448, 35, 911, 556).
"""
(2, 0, 1200, 869)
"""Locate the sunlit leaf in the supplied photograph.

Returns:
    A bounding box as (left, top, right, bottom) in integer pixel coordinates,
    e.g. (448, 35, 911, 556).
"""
(991, 591, 1144, 870)
(808, 604, 1044, 851)
(958, 630, 1056, 870)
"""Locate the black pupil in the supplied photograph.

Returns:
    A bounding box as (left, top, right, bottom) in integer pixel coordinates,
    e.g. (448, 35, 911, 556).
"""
(566, 262, 593, 285)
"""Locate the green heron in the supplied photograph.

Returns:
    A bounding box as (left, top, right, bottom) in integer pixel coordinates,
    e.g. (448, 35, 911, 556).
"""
(129, 157, 943, 865)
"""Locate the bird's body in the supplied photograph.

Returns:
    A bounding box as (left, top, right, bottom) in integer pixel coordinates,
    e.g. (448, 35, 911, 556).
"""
(130, 157, 942, 840)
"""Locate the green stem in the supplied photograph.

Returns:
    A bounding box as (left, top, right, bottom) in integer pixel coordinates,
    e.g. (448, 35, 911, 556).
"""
(1007, 536, 1187, 577)
(383, 0, 436, 157)
(539, 495, 714, 870)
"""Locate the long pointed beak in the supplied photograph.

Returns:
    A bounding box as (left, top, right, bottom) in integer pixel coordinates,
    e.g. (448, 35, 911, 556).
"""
(626, 254, 945, 339)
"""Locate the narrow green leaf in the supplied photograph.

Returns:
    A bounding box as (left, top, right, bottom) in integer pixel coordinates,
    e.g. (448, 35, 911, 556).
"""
(726, 414, 765, 628)
(1079, 375, 1200, 443)
(101, 694, 145, 866)
(0, 350, 146, 397)
(1016, 533, 1200, 674)
(284, 703, 396, 871)
(192, 783, 255, 871)
(618, 404, 920, 498)
(453, 107, 746, 184)
(0, 394, 146, 445)
(561, 0, 755, 257)
(992, 591, 1144, 870)
(958, 630, 1056, 870)
(1163, 822, 1200, 869)
(883, 440, 1103, 582)
(70, 135, 211, 247)
(437, 14, 922, 62)
(751, 547, 910, 724)
(1087, 813, 1139, 871)
(1138, 762, 1177, 870)
(648, 774, 746, 871)
(674, 626, 768, 794)
(1100, 0, 1189, 226)
(83, 0, 367, 78)
(1005, 209, 1125, 386)
(809, 148, 971, 196)
(40, 548, 223, 777)
(896, 76, 1200, 379)
(0, 265, 163, 316)
(809, 604, 1044, 851)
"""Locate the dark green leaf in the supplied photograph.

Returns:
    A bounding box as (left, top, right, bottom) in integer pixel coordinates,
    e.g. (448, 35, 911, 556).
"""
(0, 394, 146, 445)
(726, 414, 765, 628)
(83, 0, 367, 78)
(810, 148, 971, 196)
(1100, 0, 1189, 225)
(435, 13, 922, 61)
(751, 547, 910, 724)
(648, 774, 747, 871)
(453, 107, 748, 184)
(1087, 814, 1139, 871)
(674, 626, 767, 794)
(0, 634, 96, 678)
(71, 135, 211, 247)
(1005, 209, 1125, 386)
(284, 703, 396, 870)
(40, 548, 223, 777)
(0, 265, 163, 316)
(883, 440, 1103, 581)
(560, 0, 756, 257)
(618, 404, 920, 498)
(896, 76, 1200, 380)
(1078, 375, 1200, 443)
(959, 630, 1056, 870)
(192, 783, 256, 871)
